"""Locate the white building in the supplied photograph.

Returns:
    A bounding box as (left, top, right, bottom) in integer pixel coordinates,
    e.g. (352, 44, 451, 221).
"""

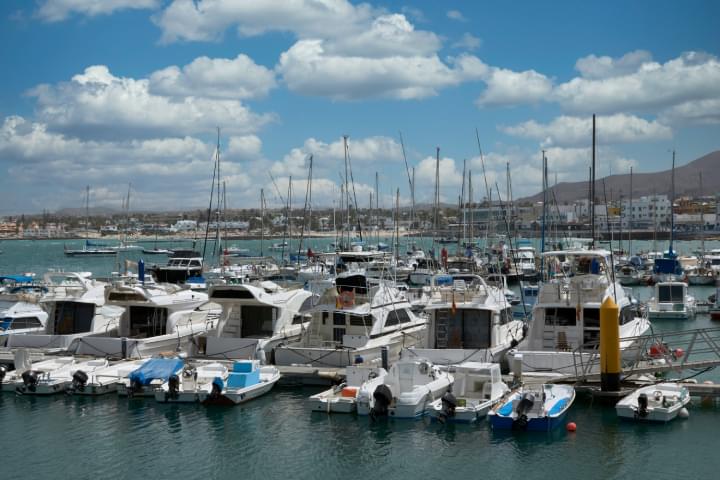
(172, 220, 198, 231)
(620, 195, 671, 228)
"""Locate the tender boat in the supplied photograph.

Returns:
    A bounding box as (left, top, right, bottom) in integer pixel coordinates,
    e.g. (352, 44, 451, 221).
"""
(67, 359, 150, 396)
(273, 274, 427, 368)
(428, 362, 509, 423)
(615, 383, 691, 422)
(647, 280, 696, 320)
(155, 361, 230, 403)
(118, 357, 184, 397)
(356, 357, 453, 419)
(308, 365, 387, 414)
(198, 359, 280, 405)
(205, 281, 313, 362)
(488, 383, 575, 431)
(413, 274, 525, 365)
(1, 354, 75, 393)
(13, 357, 109, 395)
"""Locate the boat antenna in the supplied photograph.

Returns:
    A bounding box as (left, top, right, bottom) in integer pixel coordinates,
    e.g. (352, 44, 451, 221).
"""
(601, 178, 618, 302)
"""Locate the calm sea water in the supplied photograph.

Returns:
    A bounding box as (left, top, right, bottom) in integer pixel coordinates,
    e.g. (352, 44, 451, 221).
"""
(1, 238, 719, 480)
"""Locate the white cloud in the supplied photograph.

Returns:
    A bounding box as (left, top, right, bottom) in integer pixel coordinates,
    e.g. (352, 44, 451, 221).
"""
(154, 0, 376, 44)
(575, 50, 653, 79)
(0, 115, 264, 212)
(452, 33, 481, 50)
(555, 51, 720, 114)
(414, 156, 464, 202)
(658, 98, 720, 125)
(270, 136, 403, 177)
(446, 10, 467, 22)
(476, 67, 553, 106)
(37, 0, 159, 22)
(28, 65, 273, 140)
(501, 114, 672, 147)
(149, 54, 276, 100)
(277, 40, 486, 100)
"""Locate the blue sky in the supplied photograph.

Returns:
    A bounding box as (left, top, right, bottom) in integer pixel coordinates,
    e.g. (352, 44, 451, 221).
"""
(0, 0, 718, 214)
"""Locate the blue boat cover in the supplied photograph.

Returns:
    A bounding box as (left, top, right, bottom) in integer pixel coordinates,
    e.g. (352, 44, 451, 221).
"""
(434, 275, 453, 286)
(0, 275, 34, 283)
(128, 358, 183, 386)
(186, 276, 206, 284)
(653, 258, 682, 275)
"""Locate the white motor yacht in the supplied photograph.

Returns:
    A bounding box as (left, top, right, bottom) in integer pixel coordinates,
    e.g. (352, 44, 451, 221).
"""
(73, 279, 219, 358)
(506, 249, 651, 378)
(273, 274, 427, 368)
(205, 281, 313, 362)
(5, 272, 122, 351)
(647, 280, 696, 320)
(413, 274, 525, 366)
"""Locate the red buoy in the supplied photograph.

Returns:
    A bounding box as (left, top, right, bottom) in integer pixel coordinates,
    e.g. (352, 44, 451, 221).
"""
(566, 422, 577, 432)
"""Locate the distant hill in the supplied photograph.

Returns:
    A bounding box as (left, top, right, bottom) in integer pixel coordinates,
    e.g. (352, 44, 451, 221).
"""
(55, 206, 119, 216)
(518, 150, 720, 204)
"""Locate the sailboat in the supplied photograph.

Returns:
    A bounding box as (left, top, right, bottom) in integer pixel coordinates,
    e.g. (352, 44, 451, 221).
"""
(64, 186, 116, 257)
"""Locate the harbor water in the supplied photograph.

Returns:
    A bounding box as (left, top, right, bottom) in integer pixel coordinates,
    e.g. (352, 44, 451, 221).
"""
(1, 238, 719, 480)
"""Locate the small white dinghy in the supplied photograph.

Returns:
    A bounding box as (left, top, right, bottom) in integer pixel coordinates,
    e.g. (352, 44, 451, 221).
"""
(155, 361, 230, 403)
(15, 357, 109, 395)
(429, 362, 509, 423)
(198, 360, 280, 406)
(68, 359, 150, 396)
(356, 357, 454, 419)
(308, 365, 387, 414)
(2, 356, 75, 393)
(615, 383, 691, 422)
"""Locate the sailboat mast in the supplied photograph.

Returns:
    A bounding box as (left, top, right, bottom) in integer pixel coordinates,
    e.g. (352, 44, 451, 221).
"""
(629, 167, 633, 257)
(215, 128, 222, 258)
(85, 185, 90, 242)
(260, 188, 265, 257)
(541, 151, 547, 277)
(699, 171, 705, 258)
(590, 114, 596, 249)
(395, 188, 400, 261)
(670, 150, 675, 255)
(343, 135, 350, 249)
(434, 147, 440, 247)
(468, 170, 474, 246)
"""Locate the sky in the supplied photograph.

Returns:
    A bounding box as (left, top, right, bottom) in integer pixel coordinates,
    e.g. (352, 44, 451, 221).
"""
(0, 0, 718, 214)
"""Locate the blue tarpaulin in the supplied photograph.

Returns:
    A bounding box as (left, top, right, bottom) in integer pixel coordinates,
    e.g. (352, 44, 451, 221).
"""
(0, 275, 34, 283)
(128, 358, 183, 386)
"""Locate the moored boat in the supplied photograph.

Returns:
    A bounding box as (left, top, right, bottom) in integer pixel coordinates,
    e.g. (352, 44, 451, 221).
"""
(488, 383, 575, 431)
(615, 383, 690, 422)
(198, 359, 280, 405)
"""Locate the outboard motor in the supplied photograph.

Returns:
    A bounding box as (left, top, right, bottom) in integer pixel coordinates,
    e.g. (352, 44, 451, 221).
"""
(438, 391, 457, 423)
(0, 365, 7, 384)
(210, 377, 223, 399)
(637, 393, 649, 418)
(67, 370, 89, 394)
(512, 392, 536, 430)
(166, 374, 180, 401)
(370, 384, 393, 419)
(127, 378, 143, 398)
(20, 370, 40, 393)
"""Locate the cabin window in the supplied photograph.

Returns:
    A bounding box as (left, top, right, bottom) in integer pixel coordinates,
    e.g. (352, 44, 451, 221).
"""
(322, 311, 329, 325)
(386, 309, 411, 326)
(349, 314, 372, 327)
(129, 306, 167, 337)
(583, 330, 600, 347)
(8, 317, 43, 330)
(658, 285, 684, 303)
(333, 327, 345, 343)
(621, 306, 635, 325)
(544, 307, 576, 327)
(583, 309, 600, 328)
(333, 312, 346, 326)
(292, 315, 306, 325)
(190, 260, 201, 267)
(54, 301, 95, 334)
(211, 288, 254, 299)
(240, 305, 275, 337)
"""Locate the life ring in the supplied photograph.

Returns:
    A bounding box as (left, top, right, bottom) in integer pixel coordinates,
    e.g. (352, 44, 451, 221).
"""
(339, 290, 355, 308)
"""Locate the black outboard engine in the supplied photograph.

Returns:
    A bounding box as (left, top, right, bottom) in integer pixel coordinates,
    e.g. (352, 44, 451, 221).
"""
(637, 393, 649, 418)
(20, 370, 40, 393)
(512, 392, 536, 430)
(0, 365, 7, 384)
(128, 378, 143, 398)
(166, 374, 180, 401)
(370, 384, 393, 419)
(67, 370, 89, 394)
(439, 391, 457, 423)
(209, 378, 223, 399)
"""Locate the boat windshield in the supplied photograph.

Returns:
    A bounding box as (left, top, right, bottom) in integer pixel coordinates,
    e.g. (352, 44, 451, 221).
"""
(434, 309, 491, 349)
(658, 285, 685, 303)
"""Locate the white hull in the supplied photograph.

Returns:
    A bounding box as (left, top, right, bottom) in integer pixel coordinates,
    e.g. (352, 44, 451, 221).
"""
(198, 369, 280, 405)
(616, 383, 690, 422)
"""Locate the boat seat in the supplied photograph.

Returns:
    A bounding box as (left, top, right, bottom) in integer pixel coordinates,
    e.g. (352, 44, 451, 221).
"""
(226, 370, 260, 389)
